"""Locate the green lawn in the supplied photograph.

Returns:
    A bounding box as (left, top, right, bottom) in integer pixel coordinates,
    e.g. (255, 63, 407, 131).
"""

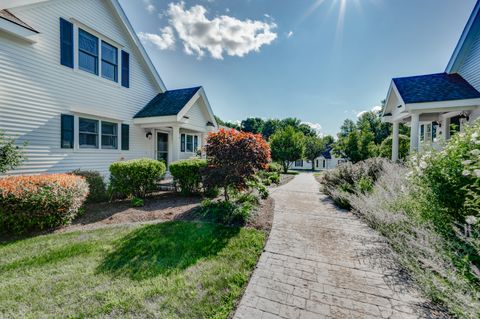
(0, 221, 265, 319)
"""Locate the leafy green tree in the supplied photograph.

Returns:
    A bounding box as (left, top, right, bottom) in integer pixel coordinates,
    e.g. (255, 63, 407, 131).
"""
(262, 119, 280, 139)
(279, 117, 301, 129)
(338, 119, 356, 138)
(322, 135, 335, 147)
(0, 130, 26, 173)
(379, 135, 410, 160)
(270, 126, 305, 173)
(304, 136, 327, 170)
(241, 117, 264, 134)
(298, 123, 317, 137)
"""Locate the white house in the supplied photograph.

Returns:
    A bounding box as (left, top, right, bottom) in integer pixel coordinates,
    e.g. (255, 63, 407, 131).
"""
(0, 0, 218, 175)
(382, 0, 480, 161)
(292, 148, 347, 171)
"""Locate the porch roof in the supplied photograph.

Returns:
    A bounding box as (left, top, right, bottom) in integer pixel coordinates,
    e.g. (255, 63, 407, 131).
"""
(393, 72, 480, 104)
(134, 86, 201, 118)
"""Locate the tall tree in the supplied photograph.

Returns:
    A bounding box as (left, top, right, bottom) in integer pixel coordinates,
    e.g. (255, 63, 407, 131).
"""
(270, 126, 305, 173)
(338, 119, 356, 138)
(262, 119, 280, 139)
(304, 136, 327, 170)
(241, 117, 264, 134)
(322, 135, 335, 147)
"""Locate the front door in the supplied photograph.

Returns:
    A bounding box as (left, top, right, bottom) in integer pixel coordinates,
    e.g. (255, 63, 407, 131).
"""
(157, 132, 168, 165)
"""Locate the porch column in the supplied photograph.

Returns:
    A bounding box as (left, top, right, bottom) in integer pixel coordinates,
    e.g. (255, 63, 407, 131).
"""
(410, 113, 420, 153)
(392, 121, 399, 162)
(171, 125, 180, 163)
(442, 117, 451, 140)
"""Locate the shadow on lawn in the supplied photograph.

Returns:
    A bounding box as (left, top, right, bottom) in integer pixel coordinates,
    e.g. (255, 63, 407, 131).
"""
(97, 221, 239, 280)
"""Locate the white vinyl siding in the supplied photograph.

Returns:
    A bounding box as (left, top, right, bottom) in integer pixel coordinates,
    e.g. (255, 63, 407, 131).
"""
(457, 29, 480, 91)
(0, 0, 160, 176)
(185, 101, 210, 130)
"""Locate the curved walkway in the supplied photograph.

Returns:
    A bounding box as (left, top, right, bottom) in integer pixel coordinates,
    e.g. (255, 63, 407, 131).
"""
(235, 173, 436, 319)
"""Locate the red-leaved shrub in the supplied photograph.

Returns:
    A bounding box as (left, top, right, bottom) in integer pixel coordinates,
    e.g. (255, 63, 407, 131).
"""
(204, 129, 271, 201)
(0, 174, 89, 233)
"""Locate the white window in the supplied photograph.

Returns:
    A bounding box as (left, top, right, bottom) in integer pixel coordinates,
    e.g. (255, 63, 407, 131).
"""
(295, 160, 303, 167)
(79, 117, 99, 148)
(322, 160, 326, 168)
(101, 121, 118, 149)
(79, 117, 119, 150)
(181, 133, 199, 153)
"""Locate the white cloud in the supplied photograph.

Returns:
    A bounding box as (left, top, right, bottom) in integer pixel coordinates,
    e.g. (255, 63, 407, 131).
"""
(138, 27, 176, 50)
(302, 122, 323, 136)
(147, 2, 277, 59)
(286, 30, 293, 38)
(143, 0, 156, 13)
(356, 105, 383, 118)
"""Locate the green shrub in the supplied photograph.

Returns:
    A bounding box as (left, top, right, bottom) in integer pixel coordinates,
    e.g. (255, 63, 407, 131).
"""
(321, 157, 388, 208)
(0, 174, 89, 233)
(169, 159, 207, 195)
(71, 169, 107, 203)
(267, 162, 282, 173)
(204, 186, 220, 198)
(131, 197, 144, 207)
(356, 176, 374, 194)
(340, 161, 480, 318)
(0, 130, 26, 174)
(199, 199, 253, 225)
(109, 158, 166, 199)
(411, 121, 480, 218)
(258, 171, 280, 184)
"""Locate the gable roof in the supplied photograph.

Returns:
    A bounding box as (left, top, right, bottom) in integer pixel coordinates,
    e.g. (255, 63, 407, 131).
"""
(0, 9, 37, 32)
(134, 87, 202, 118)
(3, 0, 166, 92)
(321, 148, 332, 160)
(446, 0, 480, 73)
(392, 72, 480, 104)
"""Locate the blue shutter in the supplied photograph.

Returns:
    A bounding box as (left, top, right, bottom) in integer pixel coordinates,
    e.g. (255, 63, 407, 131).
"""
(121, 124, 129, 150)
(121, 51, 130, 88)
(181, 134, 185, 152)
(60, 18, 74, 68)
(61, 114, 74, 148)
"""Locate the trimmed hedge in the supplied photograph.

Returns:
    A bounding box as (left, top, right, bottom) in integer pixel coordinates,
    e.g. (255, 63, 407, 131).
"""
(71, 169, 107, 203)
(0, 174, 89, 233)
(169, 159, 207, 195)
(109, 158, 166, 199)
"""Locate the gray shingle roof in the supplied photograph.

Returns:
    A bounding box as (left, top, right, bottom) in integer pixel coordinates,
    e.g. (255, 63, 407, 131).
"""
(0, 9, 38, 33)
(393, 73, 480, 104)
(134, 87, 201, 118)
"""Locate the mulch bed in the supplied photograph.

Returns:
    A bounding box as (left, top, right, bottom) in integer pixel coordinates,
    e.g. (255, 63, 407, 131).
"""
(62, 192, 202, 232)
(2, 175, 294, 240)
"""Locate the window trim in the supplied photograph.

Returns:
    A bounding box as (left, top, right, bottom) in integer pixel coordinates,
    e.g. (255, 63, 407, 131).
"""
(101, 121, 118, 149)
(78, 28, 99, 75)
(72, 21, 128, 87)
(180, 133, 199, 153)
(101, 40, 118, 82)
(79, 117, 99, 149)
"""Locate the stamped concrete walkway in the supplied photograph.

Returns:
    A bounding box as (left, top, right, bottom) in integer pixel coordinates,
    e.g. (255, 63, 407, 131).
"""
(235, 173, 437, 319)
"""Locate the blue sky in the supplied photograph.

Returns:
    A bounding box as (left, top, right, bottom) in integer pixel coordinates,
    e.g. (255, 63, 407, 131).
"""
(119, 0, 476, 136)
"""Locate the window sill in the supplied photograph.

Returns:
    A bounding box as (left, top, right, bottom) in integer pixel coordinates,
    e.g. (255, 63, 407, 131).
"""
(75, 66, 124, 88)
